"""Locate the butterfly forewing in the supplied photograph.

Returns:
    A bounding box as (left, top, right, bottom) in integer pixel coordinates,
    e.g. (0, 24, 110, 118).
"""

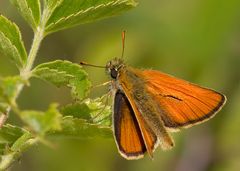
(113, 91, 146, 159)
(143, 70, 226, 129)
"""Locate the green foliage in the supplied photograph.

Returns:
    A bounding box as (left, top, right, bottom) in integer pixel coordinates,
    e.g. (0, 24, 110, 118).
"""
(20, 103, 62, 135)
(0, 124, 26, 146)
(10, 0, 41, 30)
(0, 103, 8, 114)
(0, 15, 27, 69)
(49, 116, 112, 139)
(61, 96, 111, 126)
(32, 60, 91, 100)
(44, 0, 137, 35)
(0, 0, 137, 168)
(0, 125, 35, 170)
(0, 0, 134, 167)
(0, 96, 111, 169)
(61, 102, 92, 120)
(0, 76, 24, 106)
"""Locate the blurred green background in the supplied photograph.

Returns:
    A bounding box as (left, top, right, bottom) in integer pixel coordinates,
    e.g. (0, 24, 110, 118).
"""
(1, 0, 240, 171)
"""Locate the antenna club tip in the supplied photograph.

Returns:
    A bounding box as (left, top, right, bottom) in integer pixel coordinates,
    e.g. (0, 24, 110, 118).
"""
(121, 31, 126, 59)
(79, 61, 86, 65)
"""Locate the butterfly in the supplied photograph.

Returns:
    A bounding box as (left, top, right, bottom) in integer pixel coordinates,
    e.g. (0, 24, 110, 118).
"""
(81, 32, 226, 160)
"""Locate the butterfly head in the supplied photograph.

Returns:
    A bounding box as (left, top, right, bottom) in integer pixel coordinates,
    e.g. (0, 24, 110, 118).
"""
(106, 58, 125, 79)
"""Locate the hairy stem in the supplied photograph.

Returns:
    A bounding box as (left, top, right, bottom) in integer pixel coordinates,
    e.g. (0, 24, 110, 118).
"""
(21, 27, 44, 79)
(0, 8, 49, 127)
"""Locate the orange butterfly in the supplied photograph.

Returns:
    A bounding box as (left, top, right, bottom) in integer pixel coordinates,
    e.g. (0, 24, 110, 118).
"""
(81, 32, 226, 160)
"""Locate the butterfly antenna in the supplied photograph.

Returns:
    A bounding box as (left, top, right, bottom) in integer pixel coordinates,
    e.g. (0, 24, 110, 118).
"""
(80, 61, 106, 68)
(121, 30, 126, 59)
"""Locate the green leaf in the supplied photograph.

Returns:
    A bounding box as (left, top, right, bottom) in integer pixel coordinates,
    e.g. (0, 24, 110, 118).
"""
(10, 0, 41, 30)
(0, 15, 27, 69)
(0, 125, 36, 170)
(32, 60, 91, 100)
(0, 103, 8, 113)
(61, 102, 92, 120)
(45, 0, 137, 34)
(32, 67, 74, 87)
(49, 116, 112, 139)
(0, 124, 26, 145)
(45, 0, 64, 16)
(20, 103, 62, 135)
(0, 76, 24, 105)
(61, 96, 111, 126)
(85, 97, 111, 126)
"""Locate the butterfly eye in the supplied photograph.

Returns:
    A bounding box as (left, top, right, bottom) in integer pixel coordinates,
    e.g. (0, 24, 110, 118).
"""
(111, 68, 118, 79)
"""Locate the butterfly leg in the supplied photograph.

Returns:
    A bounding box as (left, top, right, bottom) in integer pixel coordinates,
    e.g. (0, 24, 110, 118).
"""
(91, 81, 111, 89)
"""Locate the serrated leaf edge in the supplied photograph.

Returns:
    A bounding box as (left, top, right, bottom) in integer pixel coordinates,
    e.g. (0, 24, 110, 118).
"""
(1, 124, 28, 134)
(62, 116, 111, 129)
(32, 67, 75, 79)
(45, 0, 64, 21)
(11, 0, 40, 29)
(46, 0, 136, 31)
(0, 15, 27, 68)
(33, 60, 82, 69)
(33, 60, 91, 99)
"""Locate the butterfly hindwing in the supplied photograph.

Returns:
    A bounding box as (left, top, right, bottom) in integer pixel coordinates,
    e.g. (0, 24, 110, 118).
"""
(142, 70, 226, 130)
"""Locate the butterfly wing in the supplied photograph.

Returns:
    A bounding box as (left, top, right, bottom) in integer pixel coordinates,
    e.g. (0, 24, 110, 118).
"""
(113, 90, 158, 159)
(134, 109, 159, 158)
(117, 68, 174, 151)
(142, 70, 226, 130)
(113, 90, 145, 159)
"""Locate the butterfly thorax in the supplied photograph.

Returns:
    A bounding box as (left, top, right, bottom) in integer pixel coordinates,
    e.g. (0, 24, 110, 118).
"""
(106, 58, 125, 79)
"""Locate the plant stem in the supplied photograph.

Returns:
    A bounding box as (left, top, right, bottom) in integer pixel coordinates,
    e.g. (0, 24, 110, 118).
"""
(0, 137, 38, 170)
(21, 27, 44, 79)
(0, 9, 48, 127)
(0, 108, 10, 127)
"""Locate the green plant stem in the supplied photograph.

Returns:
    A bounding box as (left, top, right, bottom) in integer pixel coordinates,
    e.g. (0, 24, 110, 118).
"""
(0, 137, 38, 170)
(0, 9, 48, 127)
(21, 27, 44, 79)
